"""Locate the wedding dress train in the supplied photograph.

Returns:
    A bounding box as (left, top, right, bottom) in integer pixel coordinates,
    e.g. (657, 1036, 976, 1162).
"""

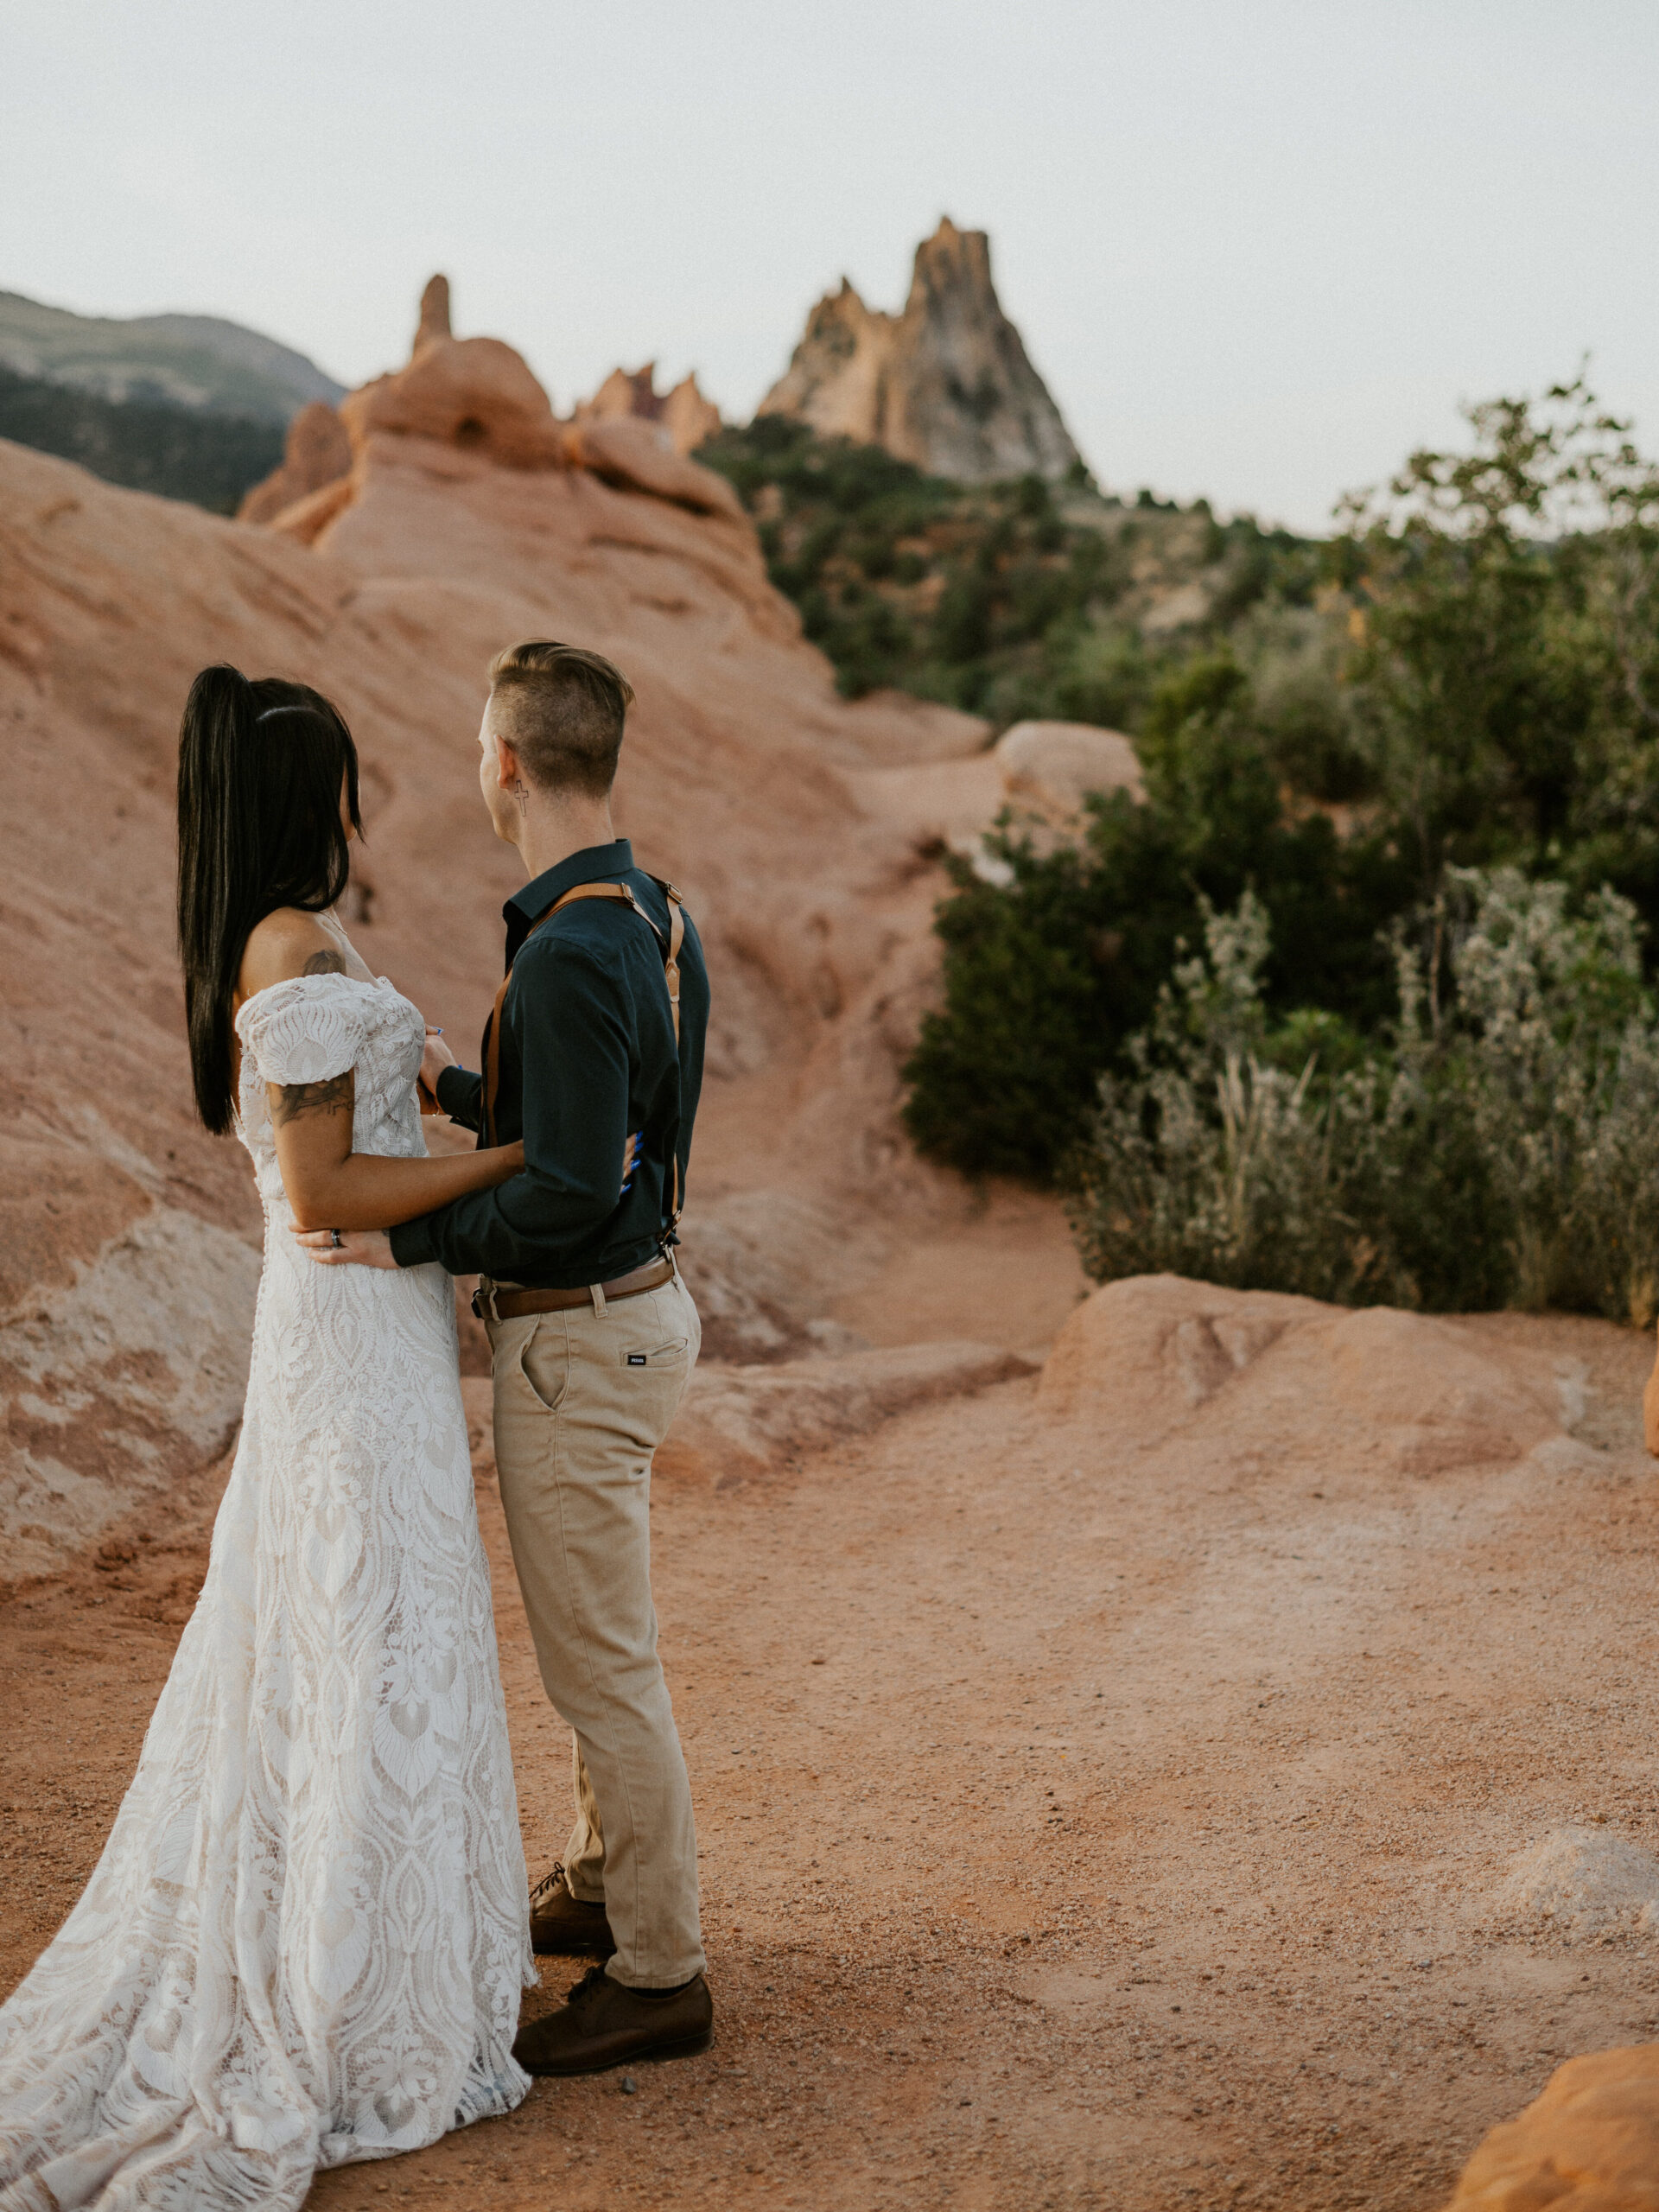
(0, 959, 532, 2209)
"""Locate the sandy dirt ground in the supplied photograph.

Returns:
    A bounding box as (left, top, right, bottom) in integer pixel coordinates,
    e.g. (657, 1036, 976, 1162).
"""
(5, 1263, 1659, 2212)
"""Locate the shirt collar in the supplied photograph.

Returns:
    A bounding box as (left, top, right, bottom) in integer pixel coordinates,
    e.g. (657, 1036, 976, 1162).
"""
(505, 839, 635, 959)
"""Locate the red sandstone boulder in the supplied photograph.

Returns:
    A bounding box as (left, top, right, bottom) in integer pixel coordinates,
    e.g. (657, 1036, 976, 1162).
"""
(563, 414, 742, 519)
(332, 272, 563, 471)
(266, 470, 357, 546)
(238, 400, 353, 524)
(995, 720, 1143, 821)
(1443, 2044, 1659, 2209)
(1039, 1274, 1562, 1473)
(339, 334, 565, 471)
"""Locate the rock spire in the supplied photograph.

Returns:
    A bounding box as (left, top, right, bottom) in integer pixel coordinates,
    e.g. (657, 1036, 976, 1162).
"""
(414, 274, 452, 354)
(575, 362, 722, 456)
(758, 218, 1080, 483)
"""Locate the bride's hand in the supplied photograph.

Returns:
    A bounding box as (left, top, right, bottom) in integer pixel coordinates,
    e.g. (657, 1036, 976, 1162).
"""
(417, 1027, 457, 1115)
(296, 1228, 397, 1268)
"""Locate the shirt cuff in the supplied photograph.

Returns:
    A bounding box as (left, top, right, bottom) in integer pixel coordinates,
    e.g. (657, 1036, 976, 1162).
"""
(435, 1063, 482, 1128)
(389, 1215, 440, 1270)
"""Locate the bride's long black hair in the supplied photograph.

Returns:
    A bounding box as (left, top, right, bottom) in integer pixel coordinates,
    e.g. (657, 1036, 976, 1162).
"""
(177, 664, 362, 1134)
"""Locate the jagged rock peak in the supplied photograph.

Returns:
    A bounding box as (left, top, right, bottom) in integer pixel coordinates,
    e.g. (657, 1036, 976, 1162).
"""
(575, 361, 722, 456)
(758, 218, 1081, 484)
(414, 274, 452, 356)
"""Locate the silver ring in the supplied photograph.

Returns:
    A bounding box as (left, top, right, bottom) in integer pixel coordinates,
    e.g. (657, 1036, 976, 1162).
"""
(330, 1228, 343, 1249)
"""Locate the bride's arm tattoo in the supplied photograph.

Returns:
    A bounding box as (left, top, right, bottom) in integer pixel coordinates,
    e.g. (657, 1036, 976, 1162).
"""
(272, 1071, 354, 1126)
(302, 950, 347, 976)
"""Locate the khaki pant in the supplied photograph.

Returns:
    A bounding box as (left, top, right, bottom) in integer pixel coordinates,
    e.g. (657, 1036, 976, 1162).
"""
(486, 1271, 704, 1988)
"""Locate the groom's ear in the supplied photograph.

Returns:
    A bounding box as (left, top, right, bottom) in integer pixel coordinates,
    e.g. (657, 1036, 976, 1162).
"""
(492, 730, 524, 791)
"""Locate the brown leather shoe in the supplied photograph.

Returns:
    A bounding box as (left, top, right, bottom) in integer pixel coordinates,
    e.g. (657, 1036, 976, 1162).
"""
(512, 1965, 714, 2075)
(529, 1866, 615, 1959)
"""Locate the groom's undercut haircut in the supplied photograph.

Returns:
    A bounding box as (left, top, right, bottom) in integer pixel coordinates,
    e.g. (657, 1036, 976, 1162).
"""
(487, 640, 635, 799)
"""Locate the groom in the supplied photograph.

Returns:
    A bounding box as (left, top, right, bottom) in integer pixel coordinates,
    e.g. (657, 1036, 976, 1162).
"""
(308, 640, 712, 2074)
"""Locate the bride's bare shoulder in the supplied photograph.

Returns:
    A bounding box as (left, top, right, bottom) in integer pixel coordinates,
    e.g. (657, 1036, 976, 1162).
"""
(238, 908, 347, 1003)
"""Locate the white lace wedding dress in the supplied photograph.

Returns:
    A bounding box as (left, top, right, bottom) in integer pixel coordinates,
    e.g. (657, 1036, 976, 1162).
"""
(0, 946, 532, 2209)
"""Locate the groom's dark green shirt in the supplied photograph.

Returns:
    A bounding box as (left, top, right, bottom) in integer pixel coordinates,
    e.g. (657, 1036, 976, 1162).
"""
(388, 840, 709, 1289)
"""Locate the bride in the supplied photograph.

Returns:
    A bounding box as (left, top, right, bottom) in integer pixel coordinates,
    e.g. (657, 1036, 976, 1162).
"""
(0, 667, 618, 2209)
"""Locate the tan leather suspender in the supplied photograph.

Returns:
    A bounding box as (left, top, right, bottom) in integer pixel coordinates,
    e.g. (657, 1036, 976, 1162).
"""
(482, 875, 686, 1230)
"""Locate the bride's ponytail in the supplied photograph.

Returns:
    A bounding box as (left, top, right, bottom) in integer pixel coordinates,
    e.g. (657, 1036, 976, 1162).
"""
(178, 666, 260, 1134)
(176, 664, 362, 1134)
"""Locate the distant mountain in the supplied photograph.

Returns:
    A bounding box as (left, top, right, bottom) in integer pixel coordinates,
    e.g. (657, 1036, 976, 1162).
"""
(0, 364, 284, 513)
(758, 219, 1080, 485)
(0, 289, 345, 423)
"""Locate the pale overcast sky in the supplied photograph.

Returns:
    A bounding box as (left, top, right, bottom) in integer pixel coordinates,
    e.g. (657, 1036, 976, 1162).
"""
(4, 0, 1656, 531)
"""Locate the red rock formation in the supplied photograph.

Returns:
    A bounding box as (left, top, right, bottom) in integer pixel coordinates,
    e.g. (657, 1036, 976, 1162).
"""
(340, 333, 565, 471)
(326, 270, 565, 471)
(562, 414, 741, 519)
(994, 720, 1143, 824)
(759, 218, 1081, 483)
(312, 281, 734, 516)
(1442, 2044, 1659, 2209)
(575, 361, 721, 456)
(263, 469, 356, 548)
(0, 301, 988, 1576)
(413, 271, 452, 355)
(1039, 1274, 1562, 1473)
(660, 373, 721, 456)
(236, 399, 353, 524)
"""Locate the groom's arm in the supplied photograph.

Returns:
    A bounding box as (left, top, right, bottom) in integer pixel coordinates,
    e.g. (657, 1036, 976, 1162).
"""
(435, 1064, 483, 1131)
(388, 940, 631, 1278)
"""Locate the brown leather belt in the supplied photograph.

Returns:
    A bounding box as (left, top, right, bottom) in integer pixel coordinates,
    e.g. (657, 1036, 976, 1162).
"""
(476, 1256, 674, 1322)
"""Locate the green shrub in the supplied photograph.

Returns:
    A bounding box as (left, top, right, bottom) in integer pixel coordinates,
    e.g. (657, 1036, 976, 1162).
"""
(1065, 871, 1659, 1320)
(1427, 868, 1659, 1313)
(1340, 374, 1659, 914)
(696, 418, 1255, 717)
(711, 390, 1659, 1255)
(899, 655, 1411, 1180)
(900, 839, 1110, 1179)
(902, 375, 1659, 1191)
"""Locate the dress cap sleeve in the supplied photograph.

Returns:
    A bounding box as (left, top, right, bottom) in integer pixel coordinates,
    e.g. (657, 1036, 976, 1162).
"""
(235, 974, 372, 1089)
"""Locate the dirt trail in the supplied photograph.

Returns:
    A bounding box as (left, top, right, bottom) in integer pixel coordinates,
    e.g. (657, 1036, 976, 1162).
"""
(5, 1274, 1658, 2211)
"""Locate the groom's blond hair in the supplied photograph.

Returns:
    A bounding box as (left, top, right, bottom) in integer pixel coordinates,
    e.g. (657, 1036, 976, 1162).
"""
(486, 640, 635, 799)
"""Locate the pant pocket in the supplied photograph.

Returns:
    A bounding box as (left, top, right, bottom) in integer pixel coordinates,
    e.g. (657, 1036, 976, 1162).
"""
(516, 1316, 570, 1412)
